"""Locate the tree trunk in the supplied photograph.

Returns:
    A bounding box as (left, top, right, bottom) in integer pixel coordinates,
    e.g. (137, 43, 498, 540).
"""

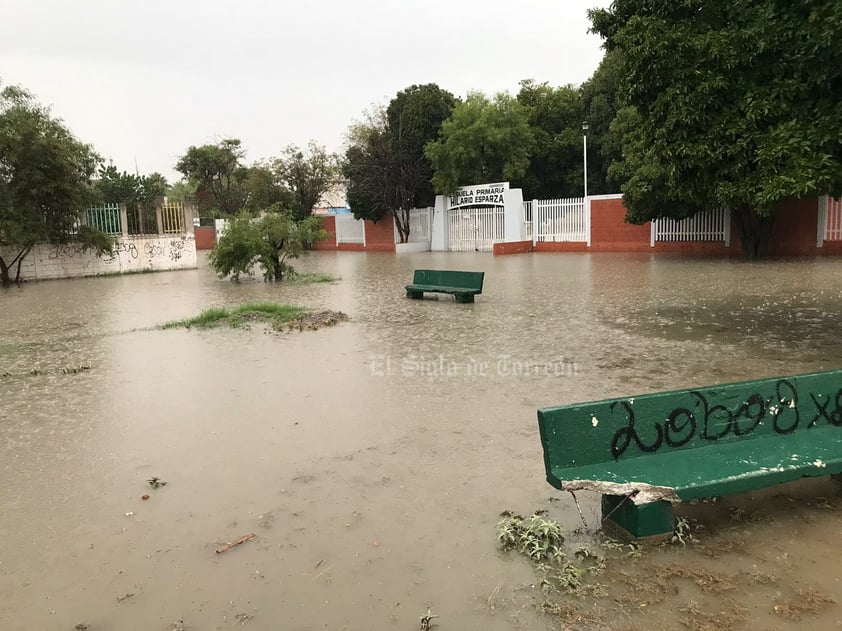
(393, 208, 410, 243)
(267, 253, 283, 281)
(733, 205, 775, 259)
(14, 247, 31, 283)
(0, 255, 10, 288)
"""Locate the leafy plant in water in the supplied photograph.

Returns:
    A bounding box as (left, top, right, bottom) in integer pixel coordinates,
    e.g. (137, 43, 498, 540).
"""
(497, 513, 565, 563)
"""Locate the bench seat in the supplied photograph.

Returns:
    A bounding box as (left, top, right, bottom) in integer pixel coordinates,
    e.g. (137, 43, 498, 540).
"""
(550, 426, 842, 502)
(538, 369, 842, 540)
(405, 270, 484, 303)
(405, 284, 482, 295)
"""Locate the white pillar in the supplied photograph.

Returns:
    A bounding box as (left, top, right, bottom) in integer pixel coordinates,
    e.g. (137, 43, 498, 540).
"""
(431, 195, 449, 251)
(503, 188, 525, 242)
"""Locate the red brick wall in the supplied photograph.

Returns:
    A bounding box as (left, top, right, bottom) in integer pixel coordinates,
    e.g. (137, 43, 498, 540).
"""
(312, 216, 336, 250)
(194, 227, 215, 250)
(590, 198, 652, 252)
(364, 215, 397, 252)
(768, 198, 819, 256)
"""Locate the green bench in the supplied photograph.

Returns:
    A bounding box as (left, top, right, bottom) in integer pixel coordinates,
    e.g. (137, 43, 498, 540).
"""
(537, 369, 842, 541)
(405, 269, 484, 303)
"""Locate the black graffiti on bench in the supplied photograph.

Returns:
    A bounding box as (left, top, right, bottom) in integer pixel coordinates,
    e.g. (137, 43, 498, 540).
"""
(609, 379, 842, 460)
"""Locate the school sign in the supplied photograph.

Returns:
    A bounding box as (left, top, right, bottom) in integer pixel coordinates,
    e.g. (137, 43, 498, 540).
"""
(448, 182, 510, 208)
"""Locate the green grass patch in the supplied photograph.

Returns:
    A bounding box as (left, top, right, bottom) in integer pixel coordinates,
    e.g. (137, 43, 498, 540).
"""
(286, 273, 337, 285)
(162, 302, 307, 329)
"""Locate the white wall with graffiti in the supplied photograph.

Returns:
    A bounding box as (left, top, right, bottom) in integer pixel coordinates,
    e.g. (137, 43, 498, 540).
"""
(1, 235, 197, 282)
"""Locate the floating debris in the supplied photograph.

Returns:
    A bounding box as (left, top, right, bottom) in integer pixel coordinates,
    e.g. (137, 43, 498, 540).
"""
(420, 608, 439, 630)
(216, 533, 256, 554)
(147, 477, 167, 489)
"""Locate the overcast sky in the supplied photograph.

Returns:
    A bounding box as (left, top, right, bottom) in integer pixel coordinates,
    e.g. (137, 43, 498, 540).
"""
(1, 0, 612, 181)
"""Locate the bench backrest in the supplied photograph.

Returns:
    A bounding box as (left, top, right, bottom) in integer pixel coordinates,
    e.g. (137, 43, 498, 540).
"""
(413, 269, 484, 291)
(538, 369, 842, 470)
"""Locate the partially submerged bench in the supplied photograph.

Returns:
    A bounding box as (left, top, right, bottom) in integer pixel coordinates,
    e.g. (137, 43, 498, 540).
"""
(537, 369, 842, 541)
(405, 270, 484, 303)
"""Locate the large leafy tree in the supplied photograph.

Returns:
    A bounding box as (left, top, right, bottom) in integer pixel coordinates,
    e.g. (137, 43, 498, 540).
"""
(273, 142, 339, 221)
(386, 83, 457, 207)
(589, 0, 842, 257)
(345, 85, 457, 242)
(175, 139, 248, 216)
(209, 211, 326, 282)
(516, 80, 584, 199)
(425, 92, 534, 194)
(0, 83, 112, 287)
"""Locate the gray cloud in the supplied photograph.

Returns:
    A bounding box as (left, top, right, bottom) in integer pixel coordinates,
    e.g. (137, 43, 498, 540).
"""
(1, 0, 611, 180)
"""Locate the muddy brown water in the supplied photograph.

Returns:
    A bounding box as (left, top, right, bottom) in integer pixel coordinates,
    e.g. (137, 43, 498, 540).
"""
(1, 252, 841, 631)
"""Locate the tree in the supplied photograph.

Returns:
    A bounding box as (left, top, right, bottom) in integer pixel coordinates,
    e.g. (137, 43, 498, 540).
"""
(344, 107, 414, 242)
(242, 163, 294, 214)
(386, 84, 458, 207)
(166, 180, 197, 202)
(273, 142, 339, 221)
(175, 139, 248, 216)
(589, 0, 842, 257)
(0, 83, 112, 287)
(516, 80, 584, 199)
(209, 211, 327, 282)
(425, 92, 534, 194)
(344, 85, 457, 242)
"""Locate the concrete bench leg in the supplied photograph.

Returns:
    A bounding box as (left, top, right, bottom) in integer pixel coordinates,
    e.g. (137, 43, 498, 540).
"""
(601, 494, 674, 543)
(454, 293, 474, 303)
(406, 290, 423, 299)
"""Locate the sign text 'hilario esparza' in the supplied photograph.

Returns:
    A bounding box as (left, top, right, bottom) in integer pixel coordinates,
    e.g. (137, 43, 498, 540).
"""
(449, 182, 509, 208)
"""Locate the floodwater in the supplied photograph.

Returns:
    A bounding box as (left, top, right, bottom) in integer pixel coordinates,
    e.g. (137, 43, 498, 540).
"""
(1, 251, 842, 631)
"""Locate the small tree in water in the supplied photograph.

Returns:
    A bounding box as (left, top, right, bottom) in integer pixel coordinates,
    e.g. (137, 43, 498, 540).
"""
(209, 210, 326, 282)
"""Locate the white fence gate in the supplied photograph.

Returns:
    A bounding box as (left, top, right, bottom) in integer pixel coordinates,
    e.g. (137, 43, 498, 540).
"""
(447, 206, 504, 252)
(522, 201, 533, 240)
(819, 196, 842, 245)
(534, 198, 588, 242)
(335, 215, 365, 245)
(651, 208, 731, 246)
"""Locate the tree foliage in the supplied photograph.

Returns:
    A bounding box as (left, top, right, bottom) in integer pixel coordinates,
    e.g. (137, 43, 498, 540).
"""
(95, 164, 167, 205)
(344, 107, 415, 242)
(589, 0, 842, 257)
(0, 83, 112, 287)
(209, 211, 327, 282)
(242, 163, 294, 214)
(425, 92, 534, 195)
(175, 139, 248, 216)
(272, 142, 339, 221)
(344, 84, 456, 242)
(516, 80, 584, 199)
(386, 83, 457, 208)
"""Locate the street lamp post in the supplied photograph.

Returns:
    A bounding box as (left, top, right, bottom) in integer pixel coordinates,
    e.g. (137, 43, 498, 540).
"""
(582, 121, 589, 199)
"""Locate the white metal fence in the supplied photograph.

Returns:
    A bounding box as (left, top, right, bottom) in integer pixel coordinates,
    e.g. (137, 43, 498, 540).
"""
(335, 215, 366, 245)
(447, 206, 504, 252)
(651, 208, 730, 246)
(821, 196, 842, 242)
(534, 198, 588, 242)
(522, 201, 533, 240)
(404, 207, 433, 243)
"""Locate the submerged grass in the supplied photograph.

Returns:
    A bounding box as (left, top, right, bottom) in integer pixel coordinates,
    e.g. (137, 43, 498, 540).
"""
(287, 273, 336, 285)
(162, 302, 307, 329)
